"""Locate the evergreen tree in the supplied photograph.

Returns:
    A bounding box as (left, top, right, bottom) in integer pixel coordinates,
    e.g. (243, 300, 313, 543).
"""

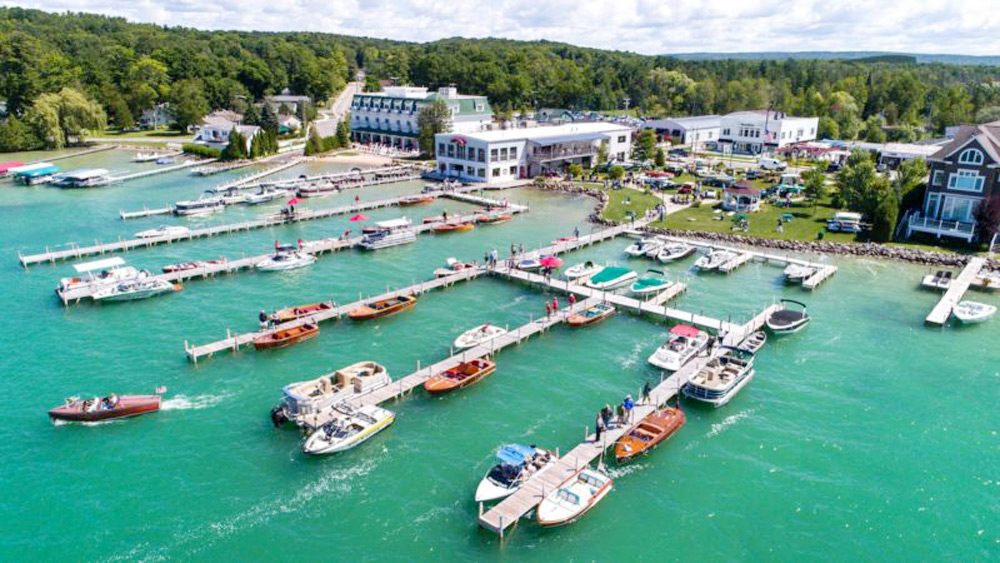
(654, 147, 665, 168)
(220, 127, 247, 161)
(260, 103, 279, 136)
(336, 117, 351, 147)
(243, 103, 260, 126)
(304, 127, 322, 156)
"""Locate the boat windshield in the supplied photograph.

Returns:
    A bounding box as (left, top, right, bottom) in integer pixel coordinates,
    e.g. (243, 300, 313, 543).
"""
(487, 463, 521, 486)
(556, 489, 580, 505)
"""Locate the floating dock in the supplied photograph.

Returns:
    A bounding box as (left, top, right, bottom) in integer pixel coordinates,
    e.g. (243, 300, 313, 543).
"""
(119, 206, 174, 220)
(925, 257, 986, 325)
(213, 164, 418, 193)
(108, 158, 214, 184)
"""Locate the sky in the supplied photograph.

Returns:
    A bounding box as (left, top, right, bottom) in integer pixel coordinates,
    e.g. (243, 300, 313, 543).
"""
(12, 0, 1000, 56)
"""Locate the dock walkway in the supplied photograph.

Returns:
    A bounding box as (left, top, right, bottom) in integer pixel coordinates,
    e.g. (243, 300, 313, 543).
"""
(109, 158, 213, 184)
(926, 257, 986, 325)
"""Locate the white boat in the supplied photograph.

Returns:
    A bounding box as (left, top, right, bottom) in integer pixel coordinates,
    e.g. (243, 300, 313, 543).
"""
(682, 347, 756, 408)
(783, 263, 816, 283)
(218, 188, 246, 205)
(271, 361, 391, 428)
(536, 467, 613, 527)
(134, 225, 191, 239)
(175, 192, 225, 216)
(255, 246, 316, 272)
(921, 270, 953, 291)
(433, 257, 476, 277)
(584, 266, 637, 290)
(630, 269, 673, 295)
(358, 218, 416, 250)
(454, 323, 508, 350)
(516, 258, 542, 270)
(92, 279, 177, 302)
(975, 269, 1000, 290)
(624, 238, 662, 258)
(766, 299, 810, 334)
(302, 404, 396, 455)
(297, 180, 339, 198)
(156, 156, 175, 165)
(738, 330, 767, 354)
(245, 185, 291, 205)
(474, 444, 557, 503)
(656, 242, 697, 263)
(56, 257, 145, 294)
(565, 260, 603, 280)
(55, 168, 111, 188)
(648, 324, 710, 371)
(132, 152, 158, 162)
(694, 249, 736, 271)
(952, 301, 997, 324)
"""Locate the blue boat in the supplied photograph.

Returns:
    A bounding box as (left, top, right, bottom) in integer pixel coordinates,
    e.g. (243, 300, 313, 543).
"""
(475, 443, 557, 503)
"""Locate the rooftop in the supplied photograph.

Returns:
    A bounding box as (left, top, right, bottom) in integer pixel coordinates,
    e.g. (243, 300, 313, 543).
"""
(929, 120, 1000, 162)
(645, 115, 721, 129)
(441, 122, 630, 143)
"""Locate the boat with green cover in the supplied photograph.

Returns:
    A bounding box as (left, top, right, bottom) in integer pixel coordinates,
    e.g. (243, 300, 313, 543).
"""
(630, 269, 674, 296)
(584, 266, 637, 290)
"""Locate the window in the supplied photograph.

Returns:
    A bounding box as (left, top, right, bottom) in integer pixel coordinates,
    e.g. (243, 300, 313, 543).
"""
(457, 145, 466, 160)
(492, 168, 500, 177)
(447, 144, 455, 158)
(500, 148, 508, 160)
(948, 170, 985, 192)
(510, 166, 517, 175)
(723, 128, 730, 136)
(931, 170, 944, 186)
(618, 136, 626, 143)
(510, 147, 517, 159)
(478, 168, 485, 178)
(476, 103, 484, 112)
(478, 148, 485, 162)
(707, 132, 713, 139)
(490, 148, 498, 160)
(958, 148, 984, 165)
(925, 193, 941, 218)
(941, 196, 978, 221)
(438, 143, 445, 155)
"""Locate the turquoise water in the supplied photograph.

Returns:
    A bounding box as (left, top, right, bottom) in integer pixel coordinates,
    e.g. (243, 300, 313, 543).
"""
(1, 148, 998, 560)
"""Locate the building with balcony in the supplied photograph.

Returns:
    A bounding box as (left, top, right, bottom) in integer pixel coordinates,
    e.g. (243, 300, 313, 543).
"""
(906, 121, 1000, 242)
(718, 110, 818, 155)
(349, 86, 492, 151)
(434, 122, 632, 184)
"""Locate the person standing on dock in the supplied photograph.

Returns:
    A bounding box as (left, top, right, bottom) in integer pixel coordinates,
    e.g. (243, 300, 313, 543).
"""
(624, 394, 635, 422)
(574, 226, 580, 238)
(616, 402, 626, 425)
(602, 404, 612, 429)
(552, 297, 559, 311)
(568, 293, 577, 307)
(355, 194, 360, 206)
(594, 413, 603, 443)
(545, 302, 552, 319)
(642, 381, 652, 404)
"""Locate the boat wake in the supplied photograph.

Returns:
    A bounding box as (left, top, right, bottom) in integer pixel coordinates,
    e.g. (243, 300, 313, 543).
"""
(618, 341, 644, 370)
(498, 294, 529, 310)
(51, 418, 124, 427)
(606, 462, 648, 479)
(161, 393, 231, 411)
(704, 408, 756, 440)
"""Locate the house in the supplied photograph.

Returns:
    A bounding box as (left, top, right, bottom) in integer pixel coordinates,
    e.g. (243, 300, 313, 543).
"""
(138, 103, 174, 130)
(642, 115, 721, 149)
(718, 110, 818, 155)
(722, 181, 762, 213)
(434, 122, 632, 184)
(265, 93, 312, 115)
(349, 86, 493, 152)
(536, 108, 575, 124)
(278, 115, 302, 134)
(193, 110, 260, 151)
(906, 121, 1000, 242)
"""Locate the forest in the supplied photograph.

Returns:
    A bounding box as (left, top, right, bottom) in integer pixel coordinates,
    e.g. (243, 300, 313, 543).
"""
(3, 7, 1000, 151)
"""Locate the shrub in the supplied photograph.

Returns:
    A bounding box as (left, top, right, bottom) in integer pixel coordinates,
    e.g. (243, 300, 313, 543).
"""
(182, 143, 221, 158)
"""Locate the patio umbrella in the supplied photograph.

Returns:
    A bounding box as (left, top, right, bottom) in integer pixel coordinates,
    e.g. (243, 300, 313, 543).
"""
(287, 197, 301, 206)
(539, 256, 564, 268)
(349, 213, 369, 222)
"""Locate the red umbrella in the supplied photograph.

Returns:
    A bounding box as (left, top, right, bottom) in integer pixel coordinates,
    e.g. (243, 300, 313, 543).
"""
(670, 324, 700, 338)
(539, 256, 564, 268)
(349, 213, 369, 222)
(287, 197, 301, 206)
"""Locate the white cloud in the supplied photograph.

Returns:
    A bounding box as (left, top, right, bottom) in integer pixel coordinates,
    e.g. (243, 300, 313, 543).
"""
(11, 0, 1000, 56)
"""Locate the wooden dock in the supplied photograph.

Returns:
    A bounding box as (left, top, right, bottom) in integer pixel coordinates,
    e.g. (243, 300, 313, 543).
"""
(22, 145, 116, 165)
(718, 251, 754, 274)
(214, 164, 417, 193)
(925, 257, 986, 325)
(120, 206, 174, 220)
(207, 156, 306, 189)
(109, 158, 214, 184)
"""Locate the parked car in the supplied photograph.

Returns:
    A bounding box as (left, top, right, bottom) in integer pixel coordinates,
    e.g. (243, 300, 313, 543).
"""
(760, 157, 788, 171)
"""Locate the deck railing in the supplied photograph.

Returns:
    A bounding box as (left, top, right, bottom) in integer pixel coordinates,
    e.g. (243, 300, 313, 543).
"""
(907, 213, 975, 236)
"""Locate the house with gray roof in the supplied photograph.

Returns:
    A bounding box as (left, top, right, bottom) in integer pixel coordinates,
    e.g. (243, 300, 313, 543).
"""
(643, 115, 721, 149)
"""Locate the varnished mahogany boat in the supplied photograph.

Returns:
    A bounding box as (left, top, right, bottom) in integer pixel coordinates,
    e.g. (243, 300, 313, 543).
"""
(272, 301, 333, 323)
(348, 295, 417, 321)
(614, 406, 686, 462)
(49, 394, 161, 423)
(399, 195, 435, 206)
(566, 303, 615, 327)
(254, 322, 319, 350)
(433, 222, 475, 233)
(423, 358, 496, 394)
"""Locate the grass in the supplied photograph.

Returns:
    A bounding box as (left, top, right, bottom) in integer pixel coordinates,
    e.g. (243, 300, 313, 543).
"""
(93, 128, 192, 139)
(598, 186, 662, 222)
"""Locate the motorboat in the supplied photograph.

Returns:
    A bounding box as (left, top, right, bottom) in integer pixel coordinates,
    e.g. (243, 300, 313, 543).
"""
(648, 324, 710, 371)
(584, 266, 637, 290)
(423, 358, 497, 394)
(614, 406, 686, 462)
(302, 403, 396, 455)
(783, 263, 816, 284)
(738, 330, 767, 354)
(218, 187, 246, 205)
(92, 279, 178, 302)
(454, 324, 507, 349)
(474, 444, 557, 503)
(682, 347, 756, 408)
(134, 225, 191, 239)
(921, 270, 953, 291)
(694, 249, 736, 271)
(630, 269, 673, 296)
(434, 257, 476, 277)
(297, 180, 339, 198)
(358, 218, 416, 250)
(624, 238, 662, 258)
(564, 260, 602, 280)
(952, 301, 997, 324)
(348, 295, 417, 320)
(155, 156, 175, 165)
(567, 303, 616, 327)
(49, 394, 161, 423)
(255, 245, 316, 272)
(174, 192, 225, 216)
(271, 301, 334, 324)
(270, 361, 390, 427)
(132, 152, 158, 162)
(516, 258, 542, 271)
(766, 299, 810, 334)
(477, 211, 512, 224)
(399, 195, 435, 206)
(536, 467, 613, 527)
(245, 185, 291, 205)
(433, 222, 475, 233)
(656, 242, 697, 263)
(253, 322, 319, 350)
(56, 257, 145, 295)
(162, 259, 225, 273)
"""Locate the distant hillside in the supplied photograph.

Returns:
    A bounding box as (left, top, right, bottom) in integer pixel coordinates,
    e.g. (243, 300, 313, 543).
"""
(670, 51, 1000, 66)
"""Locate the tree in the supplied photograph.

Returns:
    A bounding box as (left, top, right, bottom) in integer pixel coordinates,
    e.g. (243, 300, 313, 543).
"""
(608, 165, 625, 181)
(817, 116, 840, 140)
(974, 195, 1000, 243)
(26, 87, 106, 149)
(861, 115, 886, 142)
(0, 31, 43, 116)
(931, 85, 973, 133)
(829, 91, 861, 140)
(336, 117, 351, 148)
(259, 103, 279, 136)
(567, 163, 583, 179)
(835, 150, 890, 219)
(870, 188, 899, 243)
(635, 128, 656, 160)
(975, 105, 1000, 124)
(891, 158, 928, 207)
(597, 140, 609, 166)
(802, 168, 828, 211)
(0, 116, 43, 151)
(243, 103, 260, 126)
(220, 127, 247, 161)
(416, 98, 451, 156)
(654, 147, 665, 168)
(169, 79, 209, 132)
(304, 127, 323, 156)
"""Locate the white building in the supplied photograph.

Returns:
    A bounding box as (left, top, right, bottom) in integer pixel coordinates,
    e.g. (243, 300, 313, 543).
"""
(643, 115, 721, 149)
(350, 86, 492, 151)
(434, 123, 632, 184)
(194, 110, 261, 151)
(718, 110, 818, 154)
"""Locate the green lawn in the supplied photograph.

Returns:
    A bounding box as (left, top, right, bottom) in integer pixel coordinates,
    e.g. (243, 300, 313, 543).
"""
(92, 128, 193, 140)
(599, 186, 662, 222)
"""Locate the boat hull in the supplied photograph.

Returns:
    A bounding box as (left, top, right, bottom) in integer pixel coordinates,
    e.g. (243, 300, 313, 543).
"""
(303, 413, 395, 455)
(348, 296, 417, 320)
(423, 361, 496, 394)
(567, 307, 615, 327)
(537, 477, 613, 527)
(49, 395, 161, 422)
(254, 324, 319, 350)
(682, 369, 755, 408)
(614, 407, 686, 462)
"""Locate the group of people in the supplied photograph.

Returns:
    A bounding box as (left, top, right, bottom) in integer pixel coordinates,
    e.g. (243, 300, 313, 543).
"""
(483, 249, 500, 268)
(543, 294, 576, 318)
(593, 382, 653, 442)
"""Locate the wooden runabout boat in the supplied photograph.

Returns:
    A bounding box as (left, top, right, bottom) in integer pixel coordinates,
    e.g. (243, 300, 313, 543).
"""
(162, 259, 225, 273)
(399, 195, 435, 206)
(536, 467, 613, 527)
(423, 358, 496, 394)
(614, 406, 686, 462)
(433, 222, 475, 233)
(477, 211, 512, 224)
(253, 322, 319, 350)
(567, 303, 616, 327)
(271, 301, 334, 323)
(348, 295, 417, 320)
(49, 394, 161, 423)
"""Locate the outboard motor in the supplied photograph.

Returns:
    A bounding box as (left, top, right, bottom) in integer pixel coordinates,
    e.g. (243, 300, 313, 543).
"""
(270, 406, 288, 428)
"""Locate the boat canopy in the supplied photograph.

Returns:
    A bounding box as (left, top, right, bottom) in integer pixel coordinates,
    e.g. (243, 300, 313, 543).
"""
(670, 324, 700, 338)
(589, 266, 632, 284)
(16, 164, 60, 177)
(9, 162, 54, 175)
(0, 161, 24, 174)
(375, 218, 411, 229)
(496, 444, 535, 466)
(62, 168, 109, 180)
(73, 257, 126, 273)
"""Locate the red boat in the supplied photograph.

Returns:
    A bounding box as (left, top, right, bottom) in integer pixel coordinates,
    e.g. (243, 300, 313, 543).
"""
(162, 259, 225, 273)
(254, 322, 319, 350)
(614, 406, 686, 462)
(271, 301, 333, 323)
(49, 394, 161, 423)
(423, 358, 497, 394)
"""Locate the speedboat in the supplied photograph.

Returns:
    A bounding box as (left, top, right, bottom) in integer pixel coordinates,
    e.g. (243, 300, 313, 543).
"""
(162, 259, 225, 273)
(536, 467, 613, 527)
(783, 263, 816, 284)
(297, 180, 339, 198)
(174, 192, 225, 216)
(624, 238, 662, 258)
(132, 152, 158, 162)
(682, 347, 756, 408)
(156, 156, 175, 165)
(56, 257, 145, 295)
(584, 266, 637, 290)
(477, 210, 512, 224)
(218, 188, 246, 205)
(399, 195, 435, 206)
(738, 330, 767, 354)
(255, 246, 316, 272)
(565, 260, 602, 280)
(766, 299, 810, 334)
(271, 301, 334, 324)
(92, 279, 178, 302)
(134, 225, 191, 239)
(694, 249, 736, 271)
(630, 269, 673, 296)
(270, 361, 390, 428)
(516, 258, 542, 271)
(454, 324, 508, 349)
(974, 269, 1000, 290)
(302, 404, 395, 455)
(348, 295, 417, 320)
(952, 301, 997, 324)
(253, 322, 319, 350)
(433, 222, 475, 233)
(49, 393, 161, 423)
(614, 406, 686, 462)
(567, 303, 615, 327)
(474, 444, 557, 503)
(434, 257, 476, 277)
(245, 185, 291, 205)
(648, 324, 710, 371)
(657, 242, 697, 263)
(423, 358, 497, 394)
